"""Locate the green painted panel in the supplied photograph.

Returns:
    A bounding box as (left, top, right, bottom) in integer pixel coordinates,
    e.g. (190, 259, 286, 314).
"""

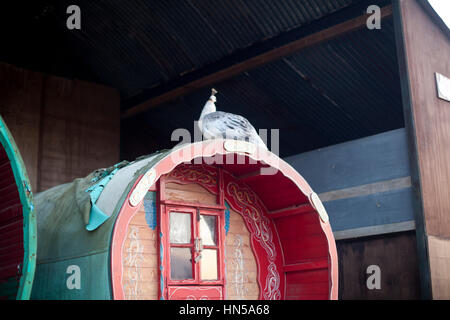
(31, 149, 170, 299)
(0, 115, 37, 300)
(31, 252, 111, 300)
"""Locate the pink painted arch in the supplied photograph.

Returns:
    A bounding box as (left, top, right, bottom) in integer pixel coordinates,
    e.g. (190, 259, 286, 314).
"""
(110, 139, 338, 300)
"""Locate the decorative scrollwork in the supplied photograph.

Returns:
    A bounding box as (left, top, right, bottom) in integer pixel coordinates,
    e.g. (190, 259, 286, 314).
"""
(226, 181, 281, 300)
(122, 226, 144, 299)
(233, 235, 248, 299)
(166, 164, 218, 192)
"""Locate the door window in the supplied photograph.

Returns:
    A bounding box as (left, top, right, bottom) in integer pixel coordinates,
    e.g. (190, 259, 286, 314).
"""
(169, 212, 192, 244)
(166, 207, 223, 286)
(169, 211, 194, 280)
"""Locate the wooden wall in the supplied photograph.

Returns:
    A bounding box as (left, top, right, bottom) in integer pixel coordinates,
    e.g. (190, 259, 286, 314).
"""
(0, 62, 120, 192)
(225, 208, 259, 300)
(285, 128, 415, 239)
(0, 64, 42, 191)
(164, 181, 260, 300)
(121, 202, 159, 300)
(396, 0, 450, 299)
(285, 128, 421, 299)
(337, 231, 420, 299)
(165, 182, 216, 205)
(275, 212, 330, 300)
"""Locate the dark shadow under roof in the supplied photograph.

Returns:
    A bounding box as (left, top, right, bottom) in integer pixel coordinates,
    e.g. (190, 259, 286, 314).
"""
(122, 16, 403, 158)
(0, 0, 403, 159)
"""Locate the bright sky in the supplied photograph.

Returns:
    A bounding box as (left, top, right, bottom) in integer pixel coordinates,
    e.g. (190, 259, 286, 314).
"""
(428, 0, 450, 28)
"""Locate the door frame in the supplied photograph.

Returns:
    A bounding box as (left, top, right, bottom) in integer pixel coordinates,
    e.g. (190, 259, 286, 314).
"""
(159, 201, 226, 299)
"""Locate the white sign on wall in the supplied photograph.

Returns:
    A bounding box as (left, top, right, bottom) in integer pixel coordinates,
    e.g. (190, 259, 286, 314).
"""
(436, 72, 450, 102)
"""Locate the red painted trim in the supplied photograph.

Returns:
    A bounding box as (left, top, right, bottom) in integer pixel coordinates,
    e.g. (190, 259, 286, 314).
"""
(165, 206, 197, 286)
(162, 205, 226, 298)
(164, 163, 219, 195)
(159, 175, 166, 202)
(198, 208, 225, 287)
(283, 259, 329, 273)
(161, 199, 225, 210)
(268, 204, 315, 219)
(223, 171, 284, 300)
(110, 140, 338, 300)
(110, 178, 143, 300)
(160, 163, 226, 299)
(321, 221, 339, 300)
(158, 202, 167, 300)
(218, 167, 224, 207)
(167, 286, 223, 300)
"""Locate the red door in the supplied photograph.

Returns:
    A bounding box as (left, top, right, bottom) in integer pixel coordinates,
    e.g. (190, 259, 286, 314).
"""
(163, 206, 225, 300)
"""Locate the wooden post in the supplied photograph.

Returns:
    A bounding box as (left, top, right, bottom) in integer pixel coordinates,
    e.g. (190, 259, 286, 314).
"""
(393, 0, 450, 299)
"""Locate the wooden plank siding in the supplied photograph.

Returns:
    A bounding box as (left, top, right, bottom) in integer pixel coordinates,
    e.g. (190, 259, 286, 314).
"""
(284, 128, 414, 239)
(285, 128, 410, 194)
(38, 76, 120, 191)
(164, 181, 260, 300)
(323, 187, 415, 232)
(395, 0, 450, 299)
(337, 231, 420, 299)
(165, 182, 217, 206)
(274, 211, 330, 300)
(225, 209, 259, 300)
(0, 63, 43, 191)
(121, 204, 159, 300)
(0, 62, 120, 192)
(284, 127, 421, 299)
(427, 236, 450, 298)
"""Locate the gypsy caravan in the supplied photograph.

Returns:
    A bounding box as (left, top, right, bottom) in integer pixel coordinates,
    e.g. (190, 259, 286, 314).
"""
(31, 139, 337, 300)
(0, 115, 36, 300)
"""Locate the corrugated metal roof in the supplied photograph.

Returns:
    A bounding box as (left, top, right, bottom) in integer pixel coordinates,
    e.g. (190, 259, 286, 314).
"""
(6, 0, 402, 158)
(128, 17, 403, 158)
(47, 0, 356, 98)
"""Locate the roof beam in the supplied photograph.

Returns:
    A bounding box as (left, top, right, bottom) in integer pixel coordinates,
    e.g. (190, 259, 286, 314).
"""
(122, 1, 392, 119)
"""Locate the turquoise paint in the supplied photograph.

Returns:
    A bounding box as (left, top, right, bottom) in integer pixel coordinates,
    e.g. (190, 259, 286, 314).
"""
(31, 252, 111, 300)
(159, 232, 164, 300)
(224, 201, 231, 235)
(144, 192, 157, 230)
(0, 277, 22, 299)
(0, 115, 37, 300)
(90, 169, 111, 183)
(85, 167, 120, 203)
(84, 165, 121, 231)
(86, 204, 110, 231)
(32, 149, 169, 300)
(223, 203, 230, 298)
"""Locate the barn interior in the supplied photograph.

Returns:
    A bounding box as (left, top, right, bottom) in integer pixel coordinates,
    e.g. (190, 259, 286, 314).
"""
(1, 0, 403, 160)
(1, 0, 448, 299)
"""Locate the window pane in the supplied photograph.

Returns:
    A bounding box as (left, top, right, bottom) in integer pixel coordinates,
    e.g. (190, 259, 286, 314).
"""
(200, 215, 217, 246)
(200, 249, 218, 280)
(170, 247, 193, 280)
(170, 212, 191, 244)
